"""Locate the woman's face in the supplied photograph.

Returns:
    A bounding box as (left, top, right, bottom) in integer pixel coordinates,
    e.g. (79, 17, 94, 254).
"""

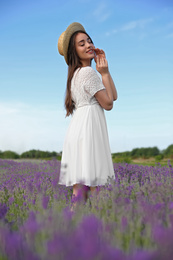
(75, 32, 95, 67)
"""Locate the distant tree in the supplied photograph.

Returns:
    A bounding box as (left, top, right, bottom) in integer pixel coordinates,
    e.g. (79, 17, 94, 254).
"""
(155, 154, 164, 162)
(21, 150, 37, 158)
(112, 151, 131, 158)
(51, 151, 57, 157)
(131, 147, 160, 158)
(164, 144, 173, 157)
(30, 150, 37, 158)
(20, 151, 29, 158)
(0, 150, 3, 158)
(131, 148, 140, 158)
(2, 151, 20, 159)
(151, 147, 160, 157)
(20, 149, 58, 159)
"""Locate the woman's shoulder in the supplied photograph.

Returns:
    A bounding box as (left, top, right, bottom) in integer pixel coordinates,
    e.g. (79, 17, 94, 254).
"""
(78, 66, 97, 79)
(80, 66, 96, 73)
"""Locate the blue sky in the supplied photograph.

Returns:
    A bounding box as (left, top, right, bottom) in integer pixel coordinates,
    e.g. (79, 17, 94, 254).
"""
(0, 0, 173, 154)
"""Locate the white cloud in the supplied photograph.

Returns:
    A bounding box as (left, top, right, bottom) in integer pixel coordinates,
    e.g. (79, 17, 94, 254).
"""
(93, 2, 111, 22)
(0, 102, 26, 115)
(167, 21, 173, 28)
(166, 33, 173, 38)
(106, 17, 153, 36)
(0, 102, 70, 154)
(121, 21, 137, 31)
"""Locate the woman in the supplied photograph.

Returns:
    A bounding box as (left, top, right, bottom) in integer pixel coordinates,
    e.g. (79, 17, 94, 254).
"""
(57, 22, 117, 206)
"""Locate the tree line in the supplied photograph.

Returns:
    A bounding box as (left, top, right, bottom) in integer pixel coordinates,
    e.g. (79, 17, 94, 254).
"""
(0, 149, 61, 160)
(112, 144, 173, 160)
(0, 144, 172, 160)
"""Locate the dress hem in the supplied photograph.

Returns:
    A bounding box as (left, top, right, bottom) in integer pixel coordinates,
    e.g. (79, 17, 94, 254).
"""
(58, 177, 115, 187)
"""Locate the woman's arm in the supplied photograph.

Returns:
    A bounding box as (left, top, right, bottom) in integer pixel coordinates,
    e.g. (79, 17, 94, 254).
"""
(94, 48, 117, 110)
(108, 72, 118, 101)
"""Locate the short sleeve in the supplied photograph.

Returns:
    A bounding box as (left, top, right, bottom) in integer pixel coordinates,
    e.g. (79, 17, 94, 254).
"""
(82, 67, 105, 97)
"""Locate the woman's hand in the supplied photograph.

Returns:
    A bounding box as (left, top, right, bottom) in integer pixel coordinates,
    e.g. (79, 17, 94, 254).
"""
(93, 48, 106, 60)
(93, 48, 109, 76)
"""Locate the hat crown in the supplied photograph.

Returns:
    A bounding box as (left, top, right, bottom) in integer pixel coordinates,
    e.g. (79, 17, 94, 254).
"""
(57, 22, 86, 65)
(58, 31, 65, 56)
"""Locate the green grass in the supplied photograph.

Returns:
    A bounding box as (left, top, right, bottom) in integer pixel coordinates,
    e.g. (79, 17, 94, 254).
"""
(112, 156, 173, 167)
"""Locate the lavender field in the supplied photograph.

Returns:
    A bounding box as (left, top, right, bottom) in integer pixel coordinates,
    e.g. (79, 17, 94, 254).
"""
(0, 159, 173, 260)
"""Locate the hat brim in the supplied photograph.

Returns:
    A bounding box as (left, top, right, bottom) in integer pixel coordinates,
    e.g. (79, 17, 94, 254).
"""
(62, 22, 86, 65)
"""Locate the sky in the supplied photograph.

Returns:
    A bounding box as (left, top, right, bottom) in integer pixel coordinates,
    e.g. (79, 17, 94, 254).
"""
(0, 0, 173, 154)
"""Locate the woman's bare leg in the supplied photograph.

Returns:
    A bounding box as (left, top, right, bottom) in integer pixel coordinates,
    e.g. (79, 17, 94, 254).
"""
(90, 186, 98, 196)
(71, 184, 88, 211)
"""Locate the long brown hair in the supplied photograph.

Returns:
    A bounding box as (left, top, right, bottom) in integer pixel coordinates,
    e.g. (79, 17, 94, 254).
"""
(65, 31, 93, 117)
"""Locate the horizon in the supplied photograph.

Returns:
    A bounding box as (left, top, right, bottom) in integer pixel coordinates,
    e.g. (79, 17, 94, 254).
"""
(0, 0, 173, 154)
(0, 143, 172, 156)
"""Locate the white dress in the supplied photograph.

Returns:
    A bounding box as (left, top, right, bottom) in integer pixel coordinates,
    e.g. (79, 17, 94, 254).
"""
(58, 66, 115, 187)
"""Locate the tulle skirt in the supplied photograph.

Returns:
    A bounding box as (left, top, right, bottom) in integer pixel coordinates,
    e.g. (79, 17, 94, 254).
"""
(58, 104, 115, 187)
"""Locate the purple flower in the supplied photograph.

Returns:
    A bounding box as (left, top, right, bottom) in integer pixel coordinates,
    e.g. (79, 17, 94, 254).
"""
(8, 197, 14, 205)
(42, 195, 49, 209)
(74, 215, 103, 259)
(169, 202, 173, 210)
(54, 194, 58, 200)
(20, 211, 41, 238)
(131, 250, 156, 260)
(0, 203, 8, 219)
(2, 229, 40, 260)
(121, 216, 128, 231)
(63, 207, 74, 220)
(152, 225, 173, 258)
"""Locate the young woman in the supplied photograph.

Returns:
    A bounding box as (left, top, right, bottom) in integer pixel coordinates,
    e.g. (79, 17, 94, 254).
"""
(57, 22, 117, 206)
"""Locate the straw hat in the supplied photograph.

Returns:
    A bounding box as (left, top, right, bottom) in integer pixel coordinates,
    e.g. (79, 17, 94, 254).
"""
(58, 22, 86, 65)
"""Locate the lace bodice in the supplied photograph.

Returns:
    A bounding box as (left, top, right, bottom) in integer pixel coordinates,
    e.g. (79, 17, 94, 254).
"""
(71, 66, 105, 109)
